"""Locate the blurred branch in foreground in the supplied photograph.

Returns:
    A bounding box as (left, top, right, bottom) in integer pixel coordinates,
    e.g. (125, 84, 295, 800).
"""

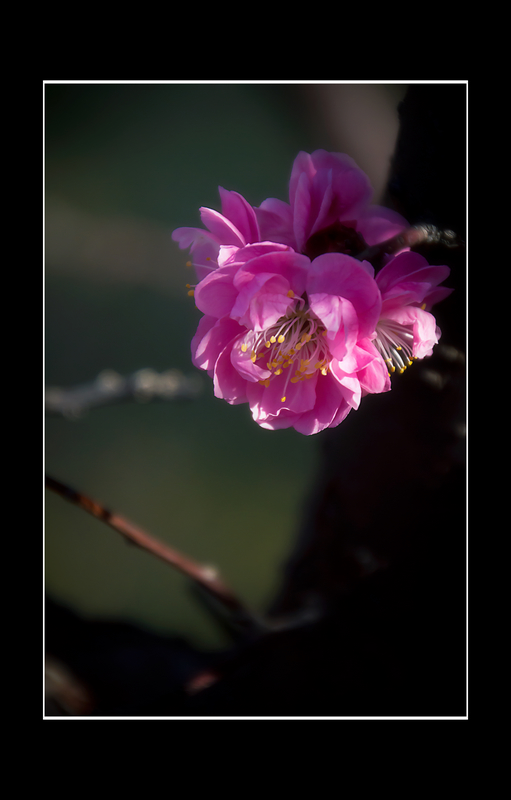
(45, 367, 202, 418)
(356, 223, 465, 270)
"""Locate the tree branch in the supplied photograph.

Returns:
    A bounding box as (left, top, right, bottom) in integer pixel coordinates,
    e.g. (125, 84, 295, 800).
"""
(45, 474, 263, 637)
(356, 223, 465, 269)
(45, 367, 202, 418)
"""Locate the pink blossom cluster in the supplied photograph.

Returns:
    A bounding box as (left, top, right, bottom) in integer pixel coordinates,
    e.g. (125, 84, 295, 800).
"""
(172, 150, 452, 435)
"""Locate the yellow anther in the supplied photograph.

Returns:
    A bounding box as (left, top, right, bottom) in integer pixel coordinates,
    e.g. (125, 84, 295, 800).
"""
(281, 396, 286, 402)
(187, 289, 195, 297)
(275, 368, 282, 376)
(241, 343, 248, 352)
(186, 261, 192, 268)
(250, 351, 257, 362)
(287, 290, 294, 298)
(321, 368, 328, 376)
(206, 257, 211, 261)
(421, 303, 426, 310)
(278, 334, 286, 344)
(265, 341, 271, 348)
(259, 379, 270, 388)
(270, 336, 276, 344)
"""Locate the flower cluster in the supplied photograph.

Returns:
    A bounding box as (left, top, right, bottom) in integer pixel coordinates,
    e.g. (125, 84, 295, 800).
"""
(172, 150, 452, 435)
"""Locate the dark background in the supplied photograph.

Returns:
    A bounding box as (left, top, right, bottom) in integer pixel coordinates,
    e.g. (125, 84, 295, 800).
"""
(45, 83, 409, 648)
(44, 82, 466, 716)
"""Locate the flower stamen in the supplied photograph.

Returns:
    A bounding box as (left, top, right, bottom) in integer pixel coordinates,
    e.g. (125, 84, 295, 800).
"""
(187, 256, 217, 274)
(373, 319, 416, 376)
(246, 308, 332, 403)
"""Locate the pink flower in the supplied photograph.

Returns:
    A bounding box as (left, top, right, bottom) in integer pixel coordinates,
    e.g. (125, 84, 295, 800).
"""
(364, 251, 453, 380)
(255, 149, 409, 259)
(172, 150, 453, 435)
(190, 245, 383, 435)
(172, 150, 410, 279)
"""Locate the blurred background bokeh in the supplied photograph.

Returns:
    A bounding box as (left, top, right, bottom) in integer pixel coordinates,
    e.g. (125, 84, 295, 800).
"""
(44, 82, 409, 649)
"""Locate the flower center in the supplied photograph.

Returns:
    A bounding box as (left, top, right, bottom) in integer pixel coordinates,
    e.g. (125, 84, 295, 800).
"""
(303, 221, 367, 260)
(242, 307, 331, 402)
(373, 319, 416, 375)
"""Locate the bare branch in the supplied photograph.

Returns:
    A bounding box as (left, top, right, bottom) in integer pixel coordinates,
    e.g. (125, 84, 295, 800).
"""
(45, 367, 202, 418)
(356, 223, 465, 268)
(45, 474, 263, 637)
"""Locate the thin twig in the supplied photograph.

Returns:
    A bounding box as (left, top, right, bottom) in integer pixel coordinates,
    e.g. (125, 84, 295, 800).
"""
(45, 474, 262, 636)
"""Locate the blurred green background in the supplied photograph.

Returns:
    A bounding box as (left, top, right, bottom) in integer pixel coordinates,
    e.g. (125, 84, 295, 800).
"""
(45, 82, 408, 648)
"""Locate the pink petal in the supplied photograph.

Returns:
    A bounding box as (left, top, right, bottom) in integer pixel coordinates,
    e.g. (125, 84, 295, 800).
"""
(192, 316, 245, 373)
(292, 171, 313, 252)
(218, 187, 260, 244)
(422, 285, 454, 309)
(376, 252, 451, 296)
(213, 343, 249, 404)
(289, 150, 373, 250)
(387, 305, 440, 358)
(230, 250, 309, 330)
(356, 205, 409, 246)
(194, 265, 238, 319)
(254, 198, 294, 247)
(221, 241, 292, 268)
(217, 245, 242, 267)
(354, 339, 391, 395)
(246, 371, 318, 427)
(199, 207, 246, 247)
(191, 315, 217, 372)
(230, 273, 292, 331)
(329, 360, 361, 410)
(245, 383, 297, 431)
(308, 293, 359, 362)
(292, 372, 352, 435)
(263, 370, 318, 416)
(306, 253, 382, 340)
(380, 281, 435, 313)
